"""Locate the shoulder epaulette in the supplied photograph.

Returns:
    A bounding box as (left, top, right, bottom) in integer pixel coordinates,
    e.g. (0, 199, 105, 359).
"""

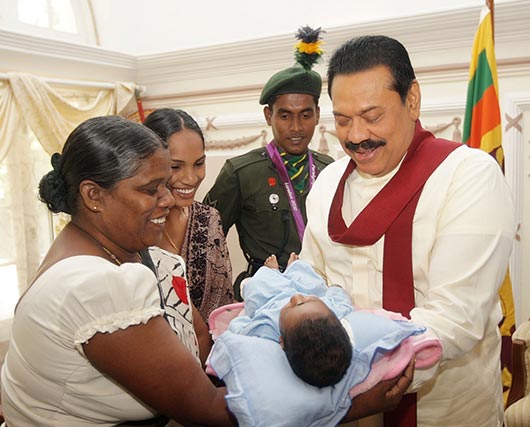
(310, 149, 334, 165)
(226, 147, 270, 171)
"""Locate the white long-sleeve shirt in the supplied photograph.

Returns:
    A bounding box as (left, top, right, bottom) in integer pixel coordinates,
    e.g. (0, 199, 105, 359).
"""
(301, 144, 516, 427)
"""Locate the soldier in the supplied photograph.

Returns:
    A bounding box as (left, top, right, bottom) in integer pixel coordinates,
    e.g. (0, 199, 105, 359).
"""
(203, 27, 333, 295)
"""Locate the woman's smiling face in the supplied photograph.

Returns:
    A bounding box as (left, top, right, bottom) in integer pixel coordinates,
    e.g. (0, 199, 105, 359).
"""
(166, 128, 206, 208)
(98, 147, 174, 253)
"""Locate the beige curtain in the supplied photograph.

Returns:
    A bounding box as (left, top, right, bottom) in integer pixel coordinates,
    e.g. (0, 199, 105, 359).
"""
(0, 73, 137, 301)
(2, 73, 135, 160)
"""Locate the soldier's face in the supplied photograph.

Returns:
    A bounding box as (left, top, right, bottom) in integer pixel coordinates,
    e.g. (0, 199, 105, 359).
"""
(264, 93, 320, 155)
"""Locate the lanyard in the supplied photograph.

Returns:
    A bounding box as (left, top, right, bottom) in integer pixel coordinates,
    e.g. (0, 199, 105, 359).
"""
(266, 141, 316, 242)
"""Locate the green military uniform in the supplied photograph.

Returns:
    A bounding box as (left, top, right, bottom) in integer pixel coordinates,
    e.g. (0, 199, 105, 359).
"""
(204, 26, 329, 285)
(203, 145, 333, 272)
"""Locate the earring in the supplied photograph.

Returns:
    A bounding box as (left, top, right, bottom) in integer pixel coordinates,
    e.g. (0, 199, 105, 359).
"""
(93, 206, 97, 210)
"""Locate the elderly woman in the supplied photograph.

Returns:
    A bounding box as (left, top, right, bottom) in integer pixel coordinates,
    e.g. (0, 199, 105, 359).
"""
(0, 116, 234, 426)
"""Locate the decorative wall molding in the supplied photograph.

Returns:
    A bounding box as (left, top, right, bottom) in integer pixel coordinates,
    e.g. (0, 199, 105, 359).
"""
(173, 98, 469, 132)
(126, 109, 269, 151)
(195, 111, 266, 130)
(505, 112, 523, 133)
(139, 57, 530, 109)
(416, 59, 530, 85)
(500, 92, 530, 325)
(318, 125, 337, 155)
(3, 2, 527, 80)
(425, 117, 462, 142)
(0, 28, 137, 71)
(205, 131, 268, 151)
(1, 2, 528, 102)
(136, 1, 530, 96)
(142, 86, 261, 108)
(421, 98, 466, 115)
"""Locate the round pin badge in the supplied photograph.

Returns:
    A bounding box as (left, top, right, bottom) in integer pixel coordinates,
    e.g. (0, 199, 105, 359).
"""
(269, 193, 279, 204)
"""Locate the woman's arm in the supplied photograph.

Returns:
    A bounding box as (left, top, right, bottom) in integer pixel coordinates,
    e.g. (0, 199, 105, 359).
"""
(83, 316, 236, 426)
(340, 358, 414, 423)
(193, 302, 213, 367)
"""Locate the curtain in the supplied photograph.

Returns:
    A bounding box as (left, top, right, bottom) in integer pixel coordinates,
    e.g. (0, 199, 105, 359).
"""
(0, 73, 136, 319)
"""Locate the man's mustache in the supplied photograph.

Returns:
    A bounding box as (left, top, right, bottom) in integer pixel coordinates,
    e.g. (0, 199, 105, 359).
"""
(345, 139, 386, 152)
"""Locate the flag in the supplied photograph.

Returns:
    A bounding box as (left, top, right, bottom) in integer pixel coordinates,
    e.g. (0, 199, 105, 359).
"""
(463, 3, 516, 405)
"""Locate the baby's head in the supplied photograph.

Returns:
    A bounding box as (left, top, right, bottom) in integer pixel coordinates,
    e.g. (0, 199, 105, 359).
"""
(279, 293, 352, 387)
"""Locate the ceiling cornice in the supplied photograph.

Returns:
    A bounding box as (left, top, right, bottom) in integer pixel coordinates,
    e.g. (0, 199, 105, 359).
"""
(136, 1, 530, 90)
(0, 28, 137, 71)
(141, 58, 530, 109)
(0, 1, 528, 93)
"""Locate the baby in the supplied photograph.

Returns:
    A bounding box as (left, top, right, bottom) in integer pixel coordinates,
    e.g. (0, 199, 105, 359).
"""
(229, 253, 356, 387)
(206, 256, 442, 427)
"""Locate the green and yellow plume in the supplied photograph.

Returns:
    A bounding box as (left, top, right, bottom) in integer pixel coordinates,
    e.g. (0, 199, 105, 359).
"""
(294, 26, 324, 71)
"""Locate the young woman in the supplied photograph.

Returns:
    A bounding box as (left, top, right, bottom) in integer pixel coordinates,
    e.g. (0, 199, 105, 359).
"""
(144, 109, 234, 323)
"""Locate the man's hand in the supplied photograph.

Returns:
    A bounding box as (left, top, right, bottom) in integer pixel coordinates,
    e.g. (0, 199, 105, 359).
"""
(340, 357, 415, 423)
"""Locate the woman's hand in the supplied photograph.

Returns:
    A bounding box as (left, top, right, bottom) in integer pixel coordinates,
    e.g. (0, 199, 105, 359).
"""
(340, 357, 415, 423)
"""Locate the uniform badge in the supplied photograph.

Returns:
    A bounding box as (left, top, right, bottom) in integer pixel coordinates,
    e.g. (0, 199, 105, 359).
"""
(269, 193, 279, 204)
(269, 193, 279, 211)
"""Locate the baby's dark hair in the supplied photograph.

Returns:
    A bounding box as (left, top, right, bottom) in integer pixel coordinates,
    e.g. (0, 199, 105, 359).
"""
(282, 313, 352, 387)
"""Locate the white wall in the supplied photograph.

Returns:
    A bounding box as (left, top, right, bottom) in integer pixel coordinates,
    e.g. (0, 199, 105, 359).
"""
(90, 0, 514, 54)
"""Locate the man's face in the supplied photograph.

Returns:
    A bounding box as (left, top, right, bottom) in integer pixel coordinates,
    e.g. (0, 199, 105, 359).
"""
(331, 65, 421, 177)
(264, 93, 320, 155)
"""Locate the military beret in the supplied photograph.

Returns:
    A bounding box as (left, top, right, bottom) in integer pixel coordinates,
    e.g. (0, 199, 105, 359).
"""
(259, 66, 322, 105)
(259, 26, 325, 105)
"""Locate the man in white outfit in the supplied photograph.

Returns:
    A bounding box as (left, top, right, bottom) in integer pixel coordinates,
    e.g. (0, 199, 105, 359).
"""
(300, 35, 516, 427)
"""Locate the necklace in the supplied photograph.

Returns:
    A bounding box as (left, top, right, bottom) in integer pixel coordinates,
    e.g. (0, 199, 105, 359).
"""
(164, 229, 180, 254)
(71, 222, 140, 266)
(100, 245, 123, 266)
(164, 207, 189, 254)
(180, 205, 189, 219)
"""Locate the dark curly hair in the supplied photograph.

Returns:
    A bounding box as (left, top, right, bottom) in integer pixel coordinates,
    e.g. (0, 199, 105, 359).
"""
(281, 312, 352, 387)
